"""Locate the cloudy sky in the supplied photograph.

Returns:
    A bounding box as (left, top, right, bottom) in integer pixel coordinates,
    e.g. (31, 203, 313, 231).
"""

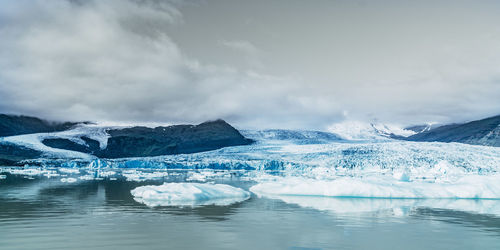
(1, 0, 499, 129)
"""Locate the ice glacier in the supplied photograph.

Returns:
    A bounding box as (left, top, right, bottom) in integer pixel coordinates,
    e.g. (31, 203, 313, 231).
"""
(131, 182, 250, 207)
(2, 126, 500, 201)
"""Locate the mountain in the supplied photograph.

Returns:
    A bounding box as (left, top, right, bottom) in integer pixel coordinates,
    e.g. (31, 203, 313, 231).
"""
(0, 114, 82, 137)
(0, 115, 254, 163)
(404, 124, 439, 133)
(97, 119, 254, 158)
(405, 115, 500, 147)
(327, 121, 416, 140)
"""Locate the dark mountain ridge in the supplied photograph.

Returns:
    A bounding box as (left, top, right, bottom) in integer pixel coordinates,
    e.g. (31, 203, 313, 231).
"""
(405, 115, 500, 147)
(0, 114, 83, 137)
(0, 115, 254, 163)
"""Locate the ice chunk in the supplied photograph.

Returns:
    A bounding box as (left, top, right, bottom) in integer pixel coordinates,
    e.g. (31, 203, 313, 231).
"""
(0, 175, 6, 180)
(185, 171, 228, 182)
(60, 177, 77, 183)
(43, 172, 60, 178)
(186, 172, 208, 182)
(98, 170, 116, 177)
(250, 175, 500, 199)
(58, 168, 80, 174)
(122, 170, 169, 182)
(79, 175, 95, 181)
(1, 167, 56, 177)
(131, 182, 250, 207)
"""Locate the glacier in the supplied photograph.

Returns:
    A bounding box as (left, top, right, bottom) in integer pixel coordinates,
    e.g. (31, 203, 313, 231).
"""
(1, 127, 500, 201)
(131, 182, 250, 207)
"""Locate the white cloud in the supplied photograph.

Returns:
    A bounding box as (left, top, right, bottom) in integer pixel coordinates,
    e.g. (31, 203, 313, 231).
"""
(0, 0, 342, 129)
(0, 0, 499, 130)
(219, 39, 262, 68)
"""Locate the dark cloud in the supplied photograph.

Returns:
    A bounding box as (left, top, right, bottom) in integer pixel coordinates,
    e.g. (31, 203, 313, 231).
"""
(0, 0, 499, 129)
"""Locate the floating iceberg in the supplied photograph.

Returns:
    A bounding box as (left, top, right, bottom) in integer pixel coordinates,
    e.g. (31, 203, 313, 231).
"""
(60, 177, 77, 183)
(0, 167, 57, 177)
(131, 182, 250, 207)
(261, 195, 500, 216)
(58, 168, 80, 174)
(250, 175, 500, 199)
(122, 170, 169, 182)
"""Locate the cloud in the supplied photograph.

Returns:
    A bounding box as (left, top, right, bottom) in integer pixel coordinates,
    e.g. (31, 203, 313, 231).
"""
(0, 0, 342, 129)
(219, 39, 262, 68)
(0, 0, 499, 130)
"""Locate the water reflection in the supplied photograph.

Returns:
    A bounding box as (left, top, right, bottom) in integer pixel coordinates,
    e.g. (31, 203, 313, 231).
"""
(1, 175, 500, 250)
(262, 195, 500, 217)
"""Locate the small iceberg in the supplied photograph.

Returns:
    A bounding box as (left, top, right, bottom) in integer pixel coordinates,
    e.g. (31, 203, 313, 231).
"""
(131, 182, 250, 207)
(122, 170, 169, 182)
(58, 168, 80, 174)
(61, 177, 77, 183)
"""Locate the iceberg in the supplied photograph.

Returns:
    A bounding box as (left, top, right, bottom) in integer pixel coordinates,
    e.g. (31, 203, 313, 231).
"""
(259, 195, 500, 216)
(250, 175, 500, 199)
(122, 170, 169, 182)
(131, 182, 250, 207)
(58, 168, 80, 174)
(60, 177, 78, 183)
(0, 167, 57, 177)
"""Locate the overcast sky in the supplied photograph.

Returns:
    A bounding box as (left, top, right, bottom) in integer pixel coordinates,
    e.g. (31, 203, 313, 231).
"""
(1, 0, 499, 129)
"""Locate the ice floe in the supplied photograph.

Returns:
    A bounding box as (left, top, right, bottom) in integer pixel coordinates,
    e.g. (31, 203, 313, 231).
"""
(122, 170, 169, 182)
(0, 167, 57, 177)
(58, 168, 80, 174)
(131, 182, 250, 207)
(60, 177, 77, 183)
(262, 195, 500, 216)
(250, 175, 500, 199)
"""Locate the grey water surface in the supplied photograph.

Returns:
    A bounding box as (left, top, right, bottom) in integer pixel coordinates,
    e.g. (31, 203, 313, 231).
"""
(1, 173, 500, 250)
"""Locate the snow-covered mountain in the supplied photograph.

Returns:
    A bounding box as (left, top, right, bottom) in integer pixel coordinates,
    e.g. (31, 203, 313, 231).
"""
(327, 121, 416, 140)
(2, 114, 500, 200)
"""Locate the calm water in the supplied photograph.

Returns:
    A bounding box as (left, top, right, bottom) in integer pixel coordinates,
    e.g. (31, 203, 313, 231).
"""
(1, 173, 500, 250)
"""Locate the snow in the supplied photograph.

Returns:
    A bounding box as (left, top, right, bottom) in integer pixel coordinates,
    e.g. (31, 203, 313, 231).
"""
(0, 124, 112, 159)
(0, 133, 92, 159)
(131, 182, 250, 207)
(327, 121, 416, 140)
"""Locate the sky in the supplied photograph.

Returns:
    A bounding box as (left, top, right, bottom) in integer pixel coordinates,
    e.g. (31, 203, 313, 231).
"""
(0, 0, 499, 130)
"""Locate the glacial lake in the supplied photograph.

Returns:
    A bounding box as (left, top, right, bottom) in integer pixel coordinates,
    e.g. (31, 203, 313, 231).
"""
(1, 170, 500, 250)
